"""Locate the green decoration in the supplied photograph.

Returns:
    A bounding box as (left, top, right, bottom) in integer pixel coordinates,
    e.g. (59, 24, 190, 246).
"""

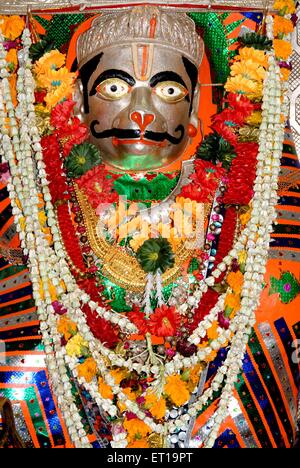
(29, 35, 55, 62)
(34, 14, 87, 50)
(239, 33, 272, 50)
(269, 272, 300, 304)
(188, 13, 244, 105)
(64, 143, 102, 178)
(196, 132, 236, 169)
(113, 173, 179, 203)
(188, 257, 201, 274)
(136, 238, 175, 274)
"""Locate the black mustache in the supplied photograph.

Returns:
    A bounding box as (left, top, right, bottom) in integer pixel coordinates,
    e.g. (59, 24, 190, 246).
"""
(90, 121, 185, 145)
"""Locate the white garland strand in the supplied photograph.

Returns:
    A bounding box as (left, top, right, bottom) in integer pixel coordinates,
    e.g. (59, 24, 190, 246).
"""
(0, 12, 291, 447)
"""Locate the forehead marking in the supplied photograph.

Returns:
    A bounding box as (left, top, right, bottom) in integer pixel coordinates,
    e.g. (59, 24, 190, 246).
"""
(132, 15, 157, 81)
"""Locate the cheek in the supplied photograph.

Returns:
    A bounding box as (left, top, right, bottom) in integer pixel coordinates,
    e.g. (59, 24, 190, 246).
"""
(153, 99, 190, 128)
(87, 97, 129, 127)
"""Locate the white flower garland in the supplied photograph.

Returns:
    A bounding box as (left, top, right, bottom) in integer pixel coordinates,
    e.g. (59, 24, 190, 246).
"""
(0, 13, 290, 448)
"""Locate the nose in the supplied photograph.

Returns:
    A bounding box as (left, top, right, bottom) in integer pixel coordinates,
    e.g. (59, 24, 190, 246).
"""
(128, 87, 156, 133)
(130, 111, 155, 133)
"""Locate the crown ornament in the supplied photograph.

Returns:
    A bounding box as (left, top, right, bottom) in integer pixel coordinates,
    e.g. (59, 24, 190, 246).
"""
(77, 6, 204, 68)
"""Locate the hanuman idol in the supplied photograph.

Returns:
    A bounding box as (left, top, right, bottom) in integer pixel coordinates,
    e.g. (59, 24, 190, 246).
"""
(0, 5, 299, 449)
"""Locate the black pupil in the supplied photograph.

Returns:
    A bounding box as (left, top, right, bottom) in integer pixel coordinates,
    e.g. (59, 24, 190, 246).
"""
(110, 85, 118, 92)
(168, 88, 175, 95)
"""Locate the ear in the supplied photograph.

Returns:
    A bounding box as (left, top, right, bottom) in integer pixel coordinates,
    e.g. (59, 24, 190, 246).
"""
(190, 83, 200, 130)
(73, 79, 85, 120)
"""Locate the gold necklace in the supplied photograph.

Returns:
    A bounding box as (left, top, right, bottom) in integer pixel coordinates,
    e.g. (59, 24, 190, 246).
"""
(74, 161, 211, 293)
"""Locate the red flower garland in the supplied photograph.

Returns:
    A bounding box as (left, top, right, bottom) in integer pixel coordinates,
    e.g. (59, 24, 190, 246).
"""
(223, 142, 258, 206)
(83, 304, 119, 349)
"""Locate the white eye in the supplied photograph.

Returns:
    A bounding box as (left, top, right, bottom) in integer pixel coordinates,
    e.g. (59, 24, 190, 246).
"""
(154, 81, 188, 103)
(96, 78, 131, 100)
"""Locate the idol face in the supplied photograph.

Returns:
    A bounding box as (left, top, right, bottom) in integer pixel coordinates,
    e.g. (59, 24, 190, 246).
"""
(78, 44, 199, 172)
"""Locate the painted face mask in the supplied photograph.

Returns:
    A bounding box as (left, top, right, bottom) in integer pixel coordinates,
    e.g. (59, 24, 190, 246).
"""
(76, 7, 204, 172)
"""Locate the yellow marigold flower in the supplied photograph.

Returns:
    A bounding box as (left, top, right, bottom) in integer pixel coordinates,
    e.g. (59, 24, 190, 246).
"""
(238, 250, 247, 265)
(240, 210, 251, 225)
(6, 49, 18, 71)
(207, 321, 219, 341)
(225, 293, 241, 313)
(187, 364, 202, 392)
(246, 111, 262, 127)
(145, 392, 167, 420)
(236, 47, 268, 67)
(39, 280, 58, 302)
(66, 334, 88, 358)
(77, 357, 97, 383)
(37, 67, 76, 91)
(273, 39, 293, 60)
(230, 60, 266, 82)
(124, 418, 151, 441)
(98, 377, 113, 400)
(45, 82, 74, 110)
(164, 375, 190, 407)
(34, 50, 66, 76)
(274, 0, 296, 14)
(274, 16, 294, 35)
(57, 316, 77, 341)
(0, 15, 25, 40)
(227, 271, 244, 294)
(225, 76, 259, 96)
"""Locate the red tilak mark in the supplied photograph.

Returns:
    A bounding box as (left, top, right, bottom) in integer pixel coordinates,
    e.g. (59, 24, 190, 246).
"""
(150, 15, 157, 39)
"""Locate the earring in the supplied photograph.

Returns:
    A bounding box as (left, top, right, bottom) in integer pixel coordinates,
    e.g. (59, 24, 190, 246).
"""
(187, 124, 198, 138)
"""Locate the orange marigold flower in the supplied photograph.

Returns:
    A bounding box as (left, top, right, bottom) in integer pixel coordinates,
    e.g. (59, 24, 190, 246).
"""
(225, 293, 241, 313)
(227, 271, 244, 294)
(273, 39, 293, 60)
(77, 357, 97, 383)
(145, 392, 167, 420)
(123, 418, 152, 440)
(273, 16, 294, 35)
(98, 377, 113, 400)
(280, 68, 291, 81)
(207, 321, 219, 341)
(128, 440, 150, 448)
(110, 369, 128, 385)
(164, 375, 190, 407)
(57, 316, 77, 341)
(0, 15, 25, 40)
(6, 49, 18, 71)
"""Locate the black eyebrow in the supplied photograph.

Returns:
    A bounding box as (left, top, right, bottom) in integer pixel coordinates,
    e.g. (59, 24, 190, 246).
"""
(90, 69, 136, 96)
(149, 71, 188, 90)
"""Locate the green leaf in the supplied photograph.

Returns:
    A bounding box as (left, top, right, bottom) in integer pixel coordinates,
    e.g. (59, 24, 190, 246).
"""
(196, 132, 236, 170)
(136, 238, 175, 274)
(239, 33, 272, 51)
(29, 35, 55, 62)
(64, 143, 102, 178)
